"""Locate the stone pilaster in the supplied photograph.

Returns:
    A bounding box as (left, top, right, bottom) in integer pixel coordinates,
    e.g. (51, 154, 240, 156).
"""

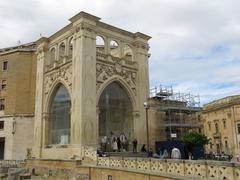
(32, 39, 48, 158)
(71, 16, 99, 149)
(133, 33, 151, 147)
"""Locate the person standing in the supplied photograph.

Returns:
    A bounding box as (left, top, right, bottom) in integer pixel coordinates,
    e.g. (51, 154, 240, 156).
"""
(141, 144, 147, 153)
(162, 149, 169, 159)
(101, 136, 108, 152)
(112, 137, 118, 152)
(117, 137, 121, 152)
(120, 133, 127, 151)
(132, 139, 138, 153)
(171, 146, 181, 159)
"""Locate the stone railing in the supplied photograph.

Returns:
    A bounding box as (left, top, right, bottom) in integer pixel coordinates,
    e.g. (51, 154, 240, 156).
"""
(97, 157, 240, 180)
(82, 146, 97, 163)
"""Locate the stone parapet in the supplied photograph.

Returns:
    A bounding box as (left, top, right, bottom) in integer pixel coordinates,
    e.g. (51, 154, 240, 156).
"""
(97, 157, 240, 180)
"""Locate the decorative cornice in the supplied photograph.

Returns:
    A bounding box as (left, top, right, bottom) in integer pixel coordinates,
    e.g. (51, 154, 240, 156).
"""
(134, 32, 152, 41)
(69, 11, 101, 23)
(203, 96, 240, 113)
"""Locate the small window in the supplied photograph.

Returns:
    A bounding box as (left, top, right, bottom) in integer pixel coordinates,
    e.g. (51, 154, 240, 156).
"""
(208, 123, 211, 131)
(223, 120, 226, 129)
(210, 142, 213, 149)
(237, 124, 240, 134)
(225, 140, 228, 148)
(1, 80, 6, 90)
(2, 61, 8, 71)
(215, 123, 219, 133)
(108, 175, 112, 180)
(0, 99, 5, 110)
(0, 121, 4, 130)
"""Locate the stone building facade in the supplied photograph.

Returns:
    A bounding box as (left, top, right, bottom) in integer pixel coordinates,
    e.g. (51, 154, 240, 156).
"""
(32, 12, 151, 159)
(202, 95, 240, 156)
(0, 43, 36, 160)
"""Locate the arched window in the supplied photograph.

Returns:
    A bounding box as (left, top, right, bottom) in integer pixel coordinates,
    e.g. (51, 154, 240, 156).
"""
(109, 40, 120, 58)
(50, 48, 55, 64)
(69, 38, 73, 57)
(49, 84, 71, 145)
(96, 36, 105, 53)
(98, 82, 133, 142)
(59, 42, 65, 58)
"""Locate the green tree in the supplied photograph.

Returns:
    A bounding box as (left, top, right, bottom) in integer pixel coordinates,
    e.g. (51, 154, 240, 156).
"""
(183, 131, 210, 159)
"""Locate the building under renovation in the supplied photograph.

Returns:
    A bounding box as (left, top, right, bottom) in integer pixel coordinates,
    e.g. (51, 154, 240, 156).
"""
(148, 85, 202, 148)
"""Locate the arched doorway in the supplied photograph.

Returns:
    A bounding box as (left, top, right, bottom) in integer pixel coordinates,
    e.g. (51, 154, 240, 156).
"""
(48, 84, 71, 145)
(98, 82, 133, 148)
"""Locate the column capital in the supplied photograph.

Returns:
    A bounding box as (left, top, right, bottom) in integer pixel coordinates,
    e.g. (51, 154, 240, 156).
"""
(72, 22, 97, 40)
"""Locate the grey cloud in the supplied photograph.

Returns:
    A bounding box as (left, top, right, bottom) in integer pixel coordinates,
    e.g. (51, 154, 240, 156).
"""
(1, 0, 240, 104)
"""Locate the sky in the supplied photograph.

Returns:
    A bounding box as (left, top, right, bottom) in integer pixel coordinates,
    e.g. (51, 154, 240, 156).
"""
(0, 0, 240, 105)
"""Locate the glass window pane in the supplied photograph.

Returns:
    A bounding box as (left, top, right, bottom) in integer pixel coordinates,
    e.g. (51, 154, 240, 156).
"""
(98, 82, 133, 140)
(49, 85, 71, 145)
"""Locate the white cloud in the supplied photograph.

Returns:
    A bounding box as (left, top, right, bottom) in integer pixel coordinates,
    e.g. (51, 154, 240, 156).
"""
(1, 0, 240, 105)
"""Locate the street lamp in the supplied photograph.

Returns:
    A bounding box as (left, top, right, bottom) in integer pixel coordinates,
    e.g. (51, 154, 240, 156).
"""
(144, 102, 150, 152)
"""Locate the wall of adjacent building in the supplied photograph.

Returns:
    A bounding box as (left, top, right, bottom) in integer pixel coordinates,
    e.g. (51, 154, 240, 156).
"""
(0, 115, 14, 159)
(12, 116, 34, 160)
(0, 115, 34, 160)
(0, 48, 36, 160)
(0, 51, 36, 115)
(203, 96, 240, 156)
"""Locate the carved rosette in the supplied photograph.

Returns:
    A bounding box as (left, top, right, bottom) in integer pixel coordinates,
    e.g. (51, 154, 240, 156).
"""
(96, 60, 137, 95)
(44, 64, 72, 94)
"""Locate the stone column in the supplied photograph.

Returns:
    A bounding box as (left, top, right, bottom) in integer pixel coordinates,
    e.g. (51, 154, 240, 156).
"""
(133, 33, 151, 148)
(32, 39, 48, 158)
(70, 15, 99, 150)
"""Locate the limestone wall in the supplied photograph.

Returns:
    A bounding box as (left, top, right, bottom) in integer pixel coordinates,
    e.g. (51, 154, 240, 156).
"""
(0, 116, 14, 159)
(12, 116, 34, 160)
(24, 158, 240, 180)
(0, 116, 34, 160)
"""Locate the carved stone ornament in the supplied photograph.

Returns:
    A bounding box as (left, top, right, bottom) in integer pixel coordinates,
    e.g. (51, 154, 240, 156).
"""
(96, 61, 137, 95)
(44, 65, 72, 94)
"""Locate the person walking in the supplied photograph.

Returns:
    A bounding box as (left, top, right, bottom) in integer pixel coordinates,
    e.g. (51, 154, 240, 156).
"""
(171, 146, 181, 159)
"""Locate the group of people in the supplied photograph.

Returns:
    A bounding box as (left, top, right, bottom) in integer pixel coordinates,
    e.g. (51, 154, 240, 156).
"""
(101, 132, 128, 152)
(101, 134, 182, 159)
(132, 140, 181, 159)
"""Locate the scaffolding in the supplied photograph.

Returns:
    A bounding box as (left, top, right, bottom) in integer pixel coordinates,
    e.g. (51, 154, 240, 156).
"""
(149, 84, 202, 141)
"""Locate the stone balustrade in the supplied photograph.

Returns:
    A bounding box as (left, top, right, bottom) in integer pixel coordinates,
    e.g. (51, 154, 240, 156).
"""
(97, 157, 240, 180)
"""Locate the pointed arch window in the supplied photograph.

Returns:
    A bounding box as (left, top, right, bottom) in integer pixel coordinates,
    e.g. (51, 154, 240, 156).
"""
(49, 84, 71, 145)
(98, 82, 133, 141)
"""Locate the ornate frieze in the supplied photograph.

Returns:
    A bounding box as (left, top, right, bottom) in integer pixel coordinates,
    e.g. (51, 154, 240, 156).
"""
(96, 57, 137, 95)
(44, 64, 72, 94)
